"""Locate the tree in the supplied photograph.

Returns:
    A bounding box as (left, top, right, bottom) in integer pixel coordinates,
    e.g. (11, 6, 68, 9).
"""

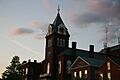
(2, 56, 22, 80)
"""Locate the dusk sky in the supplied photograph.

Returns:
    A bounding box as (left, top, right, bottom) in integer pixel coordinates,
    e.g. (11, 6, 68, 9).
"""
(0, 0, 120, 77)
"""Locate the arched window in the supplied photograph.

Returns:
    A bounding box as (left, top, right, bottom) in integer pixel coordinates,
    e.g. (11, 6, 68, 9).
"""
(47, 63, 50, 74)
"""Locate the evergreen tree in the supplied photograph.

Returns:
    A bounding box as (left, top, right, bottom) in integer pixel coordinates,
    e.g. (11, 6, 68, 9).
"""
(2, 56, 22, 80)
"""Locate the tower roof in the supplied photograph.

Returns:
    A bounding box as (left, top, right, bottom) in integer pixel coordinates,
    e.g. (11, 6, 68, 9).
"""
(53, 13, 64, 27)
(46, 7, 70, 37)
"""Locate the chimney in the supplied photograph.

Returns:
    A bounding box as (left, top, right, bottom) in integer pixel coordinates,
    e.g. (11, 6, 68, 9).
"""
(89, 45, 94, 58)
(34, 60, 37, 63)
(105, 47, 110, 58)
(28, 59, 31, 62)
(72, 42, 77, 50)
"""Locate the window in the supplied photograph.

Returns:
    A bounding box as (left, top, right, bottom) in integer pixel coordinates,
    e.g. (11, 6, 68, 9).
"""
(58, 61, 61, 74)
(63, 40, 65, 46)
(108, 72, 111, 80)
(66, 60, 72, 74)
(107, 62, 111, 70)
(84, 70, 88, 78)
(47, 63, 50, 74)
(74, 72, 77, 77)
(26, 68, 28, 75)
(100, 73, 103, 80)
(57, 38, 65, 47)
(79, 71, 82, 78)
(25, 78, 27, 80)
(48, 25, 52, 34)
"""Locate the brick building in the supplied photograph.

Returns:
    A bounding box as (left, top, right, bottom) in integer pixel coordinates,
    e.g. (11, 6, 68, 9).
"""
(20, 60, 41, 80)
(20, 9, 120, 80)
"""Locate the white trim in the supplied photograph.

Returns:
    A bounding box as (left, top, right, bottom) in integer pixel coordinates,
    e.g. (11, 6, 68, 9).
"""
(70, 56, 90, 69)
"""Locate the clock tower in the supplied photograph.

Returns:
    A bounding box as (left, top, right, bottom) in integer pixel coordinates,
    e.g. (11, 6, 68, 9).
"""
(44, 8, 70, 80)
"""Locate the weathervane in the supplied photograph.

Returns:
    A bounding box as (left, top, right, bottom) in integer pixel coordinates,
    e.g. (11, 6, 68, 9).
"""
(57, 4, 60, 13)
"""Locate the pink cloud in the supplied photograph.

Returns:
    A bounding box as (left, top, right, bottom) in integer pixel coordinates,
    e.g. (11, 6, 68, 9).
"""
(30, 21, 42, 28)
(10, 27, 33, 36)
(89, 0, 120, 16)
(34, 34, 44, 40)
(42, 0, 53, 11)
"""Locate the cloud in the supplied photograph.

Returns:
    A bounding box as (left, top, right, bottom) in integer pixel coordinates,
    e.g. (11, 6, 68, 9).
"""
(68, 0, 120, 43)
(70, 0, 120, 25)
(10, 27, 33, 36)
(34, 34, 44, 40)
(73, 13, 108, 25)
(29, 20, 48, 39)
(33, 25, 47, 40)
(8, 38, 40, 55)
(89, 0, 120, 17)
(30, 21, 43, 28)
(42, 0, 53, 11)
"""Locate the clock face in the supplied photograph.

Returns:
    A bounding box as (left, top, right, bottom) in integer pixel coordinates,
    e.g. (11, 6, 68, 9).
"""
(59, 27, 64, 34)
(58, 23, 66, 35)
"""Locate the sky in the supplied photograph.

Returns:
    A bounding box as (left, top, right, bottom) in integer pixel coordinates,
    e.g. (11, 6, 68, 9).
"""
(0, 0, 120, 78)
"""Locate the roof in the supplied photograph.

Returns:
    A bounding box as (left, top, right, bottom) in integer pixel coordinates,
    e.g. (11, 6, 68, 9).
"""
(99, 45, 120, 54)
(71, 56, 104, 69)
(109, 56, 120, 66)
(53, 13, 64, 27)
(62, 48, 104, 60)
(82, 57, 104, 67)
(48, 13, 70, 36)
(60, 48, 104, 68)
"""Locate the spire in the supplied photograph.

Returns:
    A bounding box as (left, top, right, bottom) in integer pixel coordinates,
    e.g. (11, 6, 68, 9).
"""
(57, 4, 60, 13)
(53, 5, 64, 27)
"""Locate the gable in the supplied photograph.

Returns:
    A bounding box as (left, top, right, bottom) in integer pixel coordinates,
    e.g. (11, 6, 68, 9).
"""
(100, 57, 120, 70)
(71, 57, 89, 69)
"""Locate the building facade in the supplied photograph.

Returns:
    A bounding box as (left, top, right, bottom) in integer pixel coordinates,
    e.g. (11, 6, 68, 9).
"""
(20, 9, 120, 80)
(20, 60, 41, 80)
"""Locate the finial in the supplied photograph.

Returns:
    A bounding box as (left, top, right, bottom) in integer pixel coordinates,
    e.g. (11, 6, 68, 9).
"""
(57, 4, 60, 13)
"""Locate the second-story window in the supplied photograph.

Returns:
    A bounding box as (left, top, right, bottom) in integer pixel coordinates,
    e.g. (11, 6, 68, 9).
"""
(107, 61, 111, 70)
